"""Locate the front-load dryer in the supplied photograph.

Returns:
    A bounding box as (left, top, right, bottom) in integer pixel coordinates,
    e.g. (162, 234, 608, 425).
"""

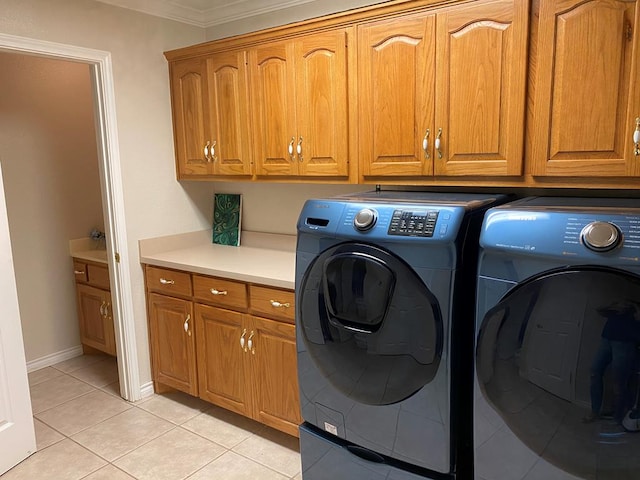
(475, 197, 640, 480)
(296, 190, 507, 480)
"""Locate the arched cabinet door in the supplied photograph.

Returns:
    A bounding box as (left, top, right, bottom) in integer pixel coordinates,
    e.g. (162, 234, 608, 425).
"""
(477, 266, 640, 479)
(298, 243, 443, 405)
(529, 0, 640, 177)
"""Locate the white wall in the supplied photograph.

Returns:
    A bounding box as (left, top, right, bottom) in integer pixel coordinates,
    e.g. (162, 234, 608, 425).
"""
(0, 0, 377, 386)
(0, 0, 208, 385)
(0, 53, 104, 362)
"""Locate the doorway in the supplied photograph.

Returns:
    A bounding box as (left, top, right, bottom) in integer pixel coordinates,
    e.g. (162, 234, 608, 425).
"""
(0, 33, 140, 402)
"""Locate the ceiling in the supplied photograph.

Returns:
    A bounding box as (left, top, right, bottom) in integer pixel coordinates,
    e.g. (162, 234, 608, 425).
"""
(95, 0, 324, 28)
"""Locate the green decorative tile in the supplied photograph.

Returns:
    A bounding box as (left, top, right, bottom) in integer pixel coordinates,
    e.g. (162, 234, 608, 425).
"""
(213, 194, 242, 246)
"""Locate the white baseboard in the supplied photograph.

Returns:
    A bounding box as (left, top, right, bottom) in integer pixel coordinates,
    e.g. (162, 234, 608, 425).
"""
(26, 345, 83, 373)
(138, 382, 155, 401)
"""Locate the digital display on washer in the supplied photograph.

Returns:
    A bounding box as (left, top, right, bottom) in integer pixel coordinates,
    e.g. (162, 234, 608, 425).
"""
(388, 209, 439, 236)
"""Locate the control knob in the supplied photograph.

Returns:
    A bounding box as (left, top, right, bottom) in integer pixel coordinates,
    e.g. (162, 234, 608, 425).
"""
(580, 221, 622, 252)
(354, 208, 377, 231)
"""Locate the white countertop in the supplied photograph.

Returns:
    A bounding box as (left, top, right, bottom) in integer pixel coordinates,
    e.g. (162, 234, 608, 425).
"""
(69, 237, 108, 264)
(139, 230, 297, 290)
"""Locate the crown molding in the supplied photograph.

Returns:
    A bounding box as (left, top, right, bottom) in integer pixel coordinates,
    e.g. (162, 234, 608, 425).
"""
(96, 0, 321, 27)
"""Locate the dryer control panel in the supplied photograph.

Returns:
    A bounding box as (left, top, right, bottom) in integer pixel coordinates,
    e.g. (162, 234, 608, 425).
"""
(388, 209, 439, 237)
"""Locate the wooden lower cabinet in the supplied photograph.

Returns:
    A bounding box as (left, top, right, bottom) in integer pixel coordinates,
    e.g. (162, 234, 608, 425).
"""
(250, 315, 301, 436)
(195, 304, 251, 416)
(145, 265, 301, 437)
(148, 293, 198, 396)
(73, 259, 116, 356)
(76, 284, 116, 356)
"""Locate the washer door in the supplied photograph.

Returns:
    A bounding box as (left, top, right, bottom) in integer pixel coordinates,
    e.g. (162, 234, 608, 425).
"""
(477, 266, 640, 480)
(298, 242, 443, 405)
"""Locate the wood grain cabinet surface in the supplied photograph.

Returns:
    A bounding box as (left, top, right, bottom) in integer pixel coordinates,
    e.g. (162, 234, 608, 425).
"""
(73, 259, 116, 356)
(249, 29, 350, 178)
(169, 53, 253, 179)
(528, 0, 640, 178)
(358, 0, 528, 178)
(144, 265, 301, 437)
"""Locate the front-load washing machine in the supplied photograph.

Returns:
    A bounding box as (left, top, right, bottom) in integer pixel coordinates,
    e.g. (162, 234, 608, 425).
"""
(296, 190, 507, 480)
(475, 197, 640, 480)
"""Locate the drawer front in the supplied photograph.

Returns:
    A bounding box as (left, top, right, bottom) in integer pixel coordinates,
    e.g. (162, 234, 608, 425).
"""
(87, 263, 110, 290)
(250, 285, 295, 323)
(146, 266, 192, 297)
(193, 275, 248, 309)
(73, 260, 88, 283)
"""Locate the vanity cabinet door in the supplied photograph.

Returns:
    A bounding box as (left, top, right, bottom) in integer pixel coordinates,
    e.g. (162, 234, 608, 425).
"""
(76, 284, 115, 356)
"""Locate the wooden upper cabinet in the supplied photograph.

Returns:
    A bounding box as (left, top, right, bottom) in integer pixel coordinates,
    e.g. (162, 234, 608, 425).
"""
(249, 29, 350, 177)
(207, 51, 253, 176)
(358, 14, 436, 177)
(249, 41, 298, 176)
(169, 53, 252, 178)
(435, 0, 528, 176)
(529, 0, 640, 177)
(170, 57, 211, 176)
(358, 0, 528, 178)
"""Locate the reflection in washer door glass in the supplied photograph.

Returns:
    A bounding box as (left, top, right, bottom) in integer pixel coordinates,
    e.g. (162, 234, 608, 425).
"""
(477, 267, 640, 479)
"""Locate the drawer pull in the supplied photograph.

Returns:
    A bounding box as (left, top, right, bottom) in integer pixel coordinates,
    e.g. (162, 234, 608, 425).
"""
(247, 331, 255, 355)
(74, 270, 86, 275)
(183, 314, 191, 336)
(240, 328, 247, 351)
(159, 278, 175, 285)
(270, 299, 290, 308)
(99, 301, 107, 316)
(210, 288, 228, 296)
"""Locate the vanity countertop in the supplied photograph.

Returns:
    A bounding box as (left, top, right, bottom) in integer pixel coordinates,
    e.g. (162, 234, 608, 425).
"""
(139, 230, 297, 290)
(69, 237, 108, 264)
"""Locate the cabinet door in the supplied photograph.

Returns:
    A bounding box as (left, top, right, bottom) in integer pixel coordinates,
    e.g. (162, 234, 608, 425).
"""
(529, 0, 640, 176)
(195, 304, 251, 417)
(76, 284, 115, 356)
(249, 315, 301, 437)
(207, 51, 253, 176)
(148, 293, 197, 395)
(294, 30, 349, 177)
(249, 42, 298, 176)
(358, 13, 436, 176)
(434, 0, 528, 176)
(169, 57, 212, 177)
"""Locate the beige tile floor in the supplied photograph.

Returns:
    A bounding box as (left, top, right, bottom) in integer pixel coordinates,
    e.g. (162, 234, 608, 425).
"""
(4, 354, 302, 479)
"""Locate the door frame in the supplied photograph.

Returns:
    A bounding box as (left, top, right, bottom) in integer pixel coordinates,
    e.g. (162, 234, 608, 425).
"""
(0, 33, 141, 401)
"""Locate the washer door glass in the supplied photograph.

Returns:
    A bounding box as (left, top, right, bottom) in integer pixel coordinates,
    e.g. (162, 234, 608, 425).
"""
(299, 243, 443, 405)
(477, 266, 640, 479)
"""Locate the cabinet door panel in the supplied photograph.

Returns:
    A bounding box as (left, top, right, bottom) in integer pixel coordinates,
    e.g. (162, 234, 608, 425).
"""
(170, 57, 211, 176)
(195, 304, 251, 417)
(295, 30, 349, 176)
(435, 0, 528, 175)
(77, 284, 114, 355)
(207, 51, 253, 176)
(148, 294, 197, 395)
(250, 42, 297, 175)
(359, 14, 436, 176)
(530, 0, 640, 176)
(250, 316, 301, 437)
